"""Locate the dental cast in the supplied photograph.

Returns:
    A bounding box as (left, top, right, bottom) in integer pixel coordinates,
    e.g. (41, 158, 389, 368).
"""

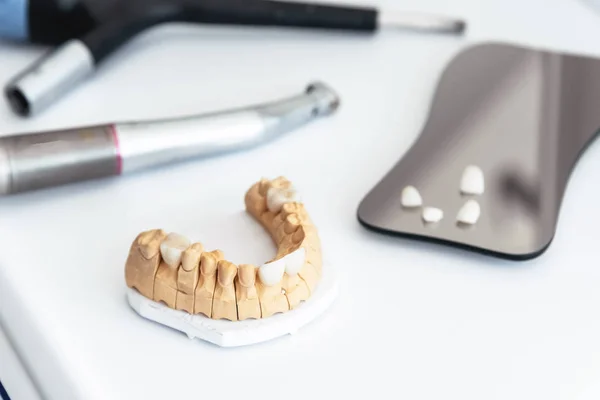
(124, 176, 322, 321)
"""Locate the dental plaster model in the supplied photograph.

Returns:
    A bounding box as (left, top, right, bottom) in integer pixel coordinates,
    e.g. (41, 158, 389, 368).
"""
(124, 176, 337, 347)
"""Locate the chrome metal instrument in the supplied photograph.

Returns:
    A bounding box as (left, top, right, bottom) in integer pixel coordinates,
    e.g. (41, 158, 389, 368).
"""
(0, 82, 339, 195)
(2, 0, 465, 117)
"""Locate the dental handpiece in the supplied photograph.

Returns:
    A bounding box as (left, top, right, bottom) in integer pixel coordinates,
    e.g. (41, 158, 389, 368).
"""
(0, 82, 339, 196)
(1, 0, 465, 117)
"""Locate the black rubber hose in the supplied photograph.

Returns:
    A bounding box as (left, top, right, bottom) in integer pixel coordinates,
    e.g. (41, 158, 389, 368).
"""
(5, 0, 379, 117)
(28, 0, 98, 45)
(81, 0, 377, 63)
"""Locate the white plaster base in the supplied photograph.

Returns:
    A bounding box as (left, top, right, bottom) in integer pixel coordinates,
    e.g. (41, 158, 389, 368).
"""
(127, 264, 338, 347)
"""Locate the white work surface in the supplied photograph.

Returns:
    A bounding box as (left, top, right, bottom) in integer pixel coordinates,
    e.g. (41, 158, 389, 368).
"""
(2, 1, 600, 399)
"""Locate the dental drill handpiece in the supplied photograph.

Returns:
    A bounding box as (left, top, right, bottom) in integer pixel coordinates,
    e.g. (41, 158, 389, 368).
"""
(0, 82, 339, 196)
(2, 0, 465, 117)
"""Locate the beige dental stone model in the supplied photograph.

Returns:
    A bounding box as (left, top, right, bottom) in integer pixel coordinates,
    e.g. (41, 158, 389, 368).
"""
(124, 176, 323, 321)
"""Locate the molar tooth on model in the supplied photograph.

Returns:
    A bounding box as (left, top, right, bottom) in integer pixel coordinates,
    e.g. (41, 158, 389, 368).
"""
(125, 229, 167, 299)
(274, 213, 301, 243)
(160, 232, 191, 268)
(176, 242, 204, 313)
(279, 227, 316, 265)
(245, 181, 267, 218)
(281, 202, 311, 223)
(236, 264, 261, 320)
(272, 204, 309, 237)
(212, 260, 238, 321)
(137, 229, 168, 259)
(259, 176, 294, 223)
(292, 227, 306, 244)
(284, 214, 301, 234)
(269, 176, 293, 191)
(267, 187, 300, 213)
(258, 178, 271, 196)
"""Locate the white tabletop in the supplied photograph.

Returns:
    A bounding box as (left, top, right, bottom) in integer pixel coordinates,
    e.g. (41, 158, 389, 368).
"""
(3, 1, 600, 399)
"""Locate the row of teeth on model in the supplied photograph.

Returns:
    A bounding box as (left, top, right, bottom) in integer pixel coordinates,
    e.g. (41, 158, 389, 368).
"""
(131, 223, 308, 321)
(400, 165, 485, 225)
(159, 232, 306, 287)
(125, 177, 322, 321)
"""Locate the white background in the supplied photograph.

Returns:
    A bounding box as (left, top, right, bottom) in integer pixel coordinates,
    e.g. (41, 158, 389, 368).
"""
(2, 0, 600, 399)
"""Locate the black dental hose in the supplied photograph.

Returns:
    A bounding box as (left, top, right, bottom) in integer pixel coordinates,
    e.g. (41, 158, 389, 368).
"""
(3, 0, 466, 117)
(83, 0, 379, 63)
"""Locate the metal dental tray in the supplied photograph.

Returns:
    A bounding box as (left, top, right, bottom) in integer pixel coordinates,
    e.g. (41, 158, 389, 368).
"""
(358, 42, 600, 260)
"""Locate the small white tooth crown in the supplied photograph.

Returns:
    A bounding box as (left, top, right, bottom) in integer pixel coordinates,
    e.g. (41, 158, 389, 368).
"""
(283, 248, 306, 275)
(457, 199, 481, 225)
(422, 207, 444, 223)
(259, 259, 286, 286)
(267, 187, 299, 213)
(401, 185, 422, 208)
(460, 165, 485, 195)
(160, 232, 191, 267)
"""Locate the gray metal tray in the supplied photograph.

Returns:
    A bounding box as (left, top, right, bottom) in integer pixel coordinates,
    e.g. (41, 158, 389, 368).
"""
(358, 42, 600, 260)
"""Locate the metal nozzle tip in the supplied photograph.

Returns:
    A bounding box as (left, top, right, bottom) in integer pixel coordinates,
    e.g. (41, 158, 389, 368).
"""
(306, 81, 341, 116)
(4, 39, 95, 117)
(4, 85, 30, 117)
(378, 11, 466, 35)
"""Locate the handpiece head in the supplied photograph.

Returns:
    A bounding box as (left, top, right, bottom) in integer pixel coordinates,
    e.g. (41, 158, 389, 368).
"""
(305, 81, 341, 117)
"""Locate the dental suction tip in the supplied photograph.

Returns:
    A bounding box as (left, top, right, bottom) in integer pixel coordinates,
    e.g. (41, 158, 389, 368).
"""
(5, 86, 30, 117)
(377, 11, 466, 35)
(306, 81, 341, 116)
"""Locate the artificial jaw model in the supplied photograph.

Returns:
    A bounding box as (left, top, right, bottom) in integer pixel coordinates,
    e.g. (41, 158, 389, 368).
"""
(124, 176, 325, 333)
